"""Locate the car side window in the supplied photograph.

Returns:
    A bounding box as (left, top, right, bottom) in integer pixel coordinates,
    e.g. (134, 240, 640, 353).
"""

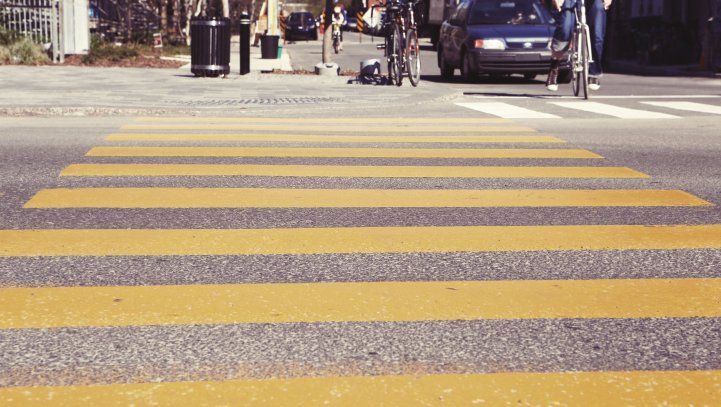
(449, 1, 470, 25)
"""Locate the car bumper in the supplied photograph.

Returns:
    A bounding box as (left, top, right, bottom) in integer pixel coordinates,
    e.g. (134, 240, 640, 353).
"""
(468, 49, 557, 73)
(286, 29, 316, 39)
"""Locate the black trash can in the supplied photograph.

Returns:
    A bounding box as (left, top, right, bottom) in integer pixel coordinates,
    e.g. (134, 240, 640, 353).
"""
(190, 16, 231, 77)
(260, 34, 280, 59)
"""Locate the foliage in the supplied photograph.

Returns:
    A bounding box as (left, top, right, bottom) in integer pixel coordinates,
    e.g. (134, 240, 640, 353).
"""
(0, 34, 50, 65)
(82, 35, 139, 63)
(10, 37, 49, 64)
(0, 26, 17, 46)
(0, 45, 11, 64)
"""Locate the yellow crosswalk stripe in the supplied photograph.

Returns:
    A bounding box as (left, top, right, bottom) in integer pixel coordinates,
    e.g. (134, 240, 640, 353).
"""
(134, 117, 512, 124)
(2, 370, 720, 406)
(24, 188, 711, 208)
(1, 225, 720, 257)
(59, 164, 648, 178)
(1, 278, 721, 328)
(121, 124, 536, 132)
(85, 146, 602, 159)
(106, 133, 565, 143)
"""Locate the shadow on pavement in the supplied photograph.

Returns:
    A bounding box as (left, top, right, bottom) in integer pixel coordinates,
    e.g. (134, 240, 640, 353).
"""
(421, 73, 544, 86)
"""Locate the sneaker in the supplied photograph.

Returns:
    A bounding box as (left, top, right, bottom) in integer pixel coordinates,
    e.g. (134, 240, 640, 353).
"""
(545, 68, 559, 92)
(589, 77, 600, 91)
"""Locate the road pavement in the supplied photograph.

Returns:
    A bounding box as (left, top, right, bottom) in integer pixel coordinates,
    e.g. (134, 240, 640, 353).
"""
(1, 55, 721, 404)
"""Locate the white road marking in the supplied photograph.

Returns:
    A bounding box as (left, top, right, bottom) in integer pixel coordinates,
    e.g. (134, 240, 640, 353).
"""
(456, 102, 560, 119)
(549, 102, 680, 119)
(642, 101, 721, 115)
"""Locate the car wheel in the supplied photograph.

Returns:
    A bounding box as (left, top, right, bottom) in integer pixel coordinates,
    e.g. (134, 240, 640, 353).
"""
(460, 51, 476, 82)
(438, 47, 454, 80)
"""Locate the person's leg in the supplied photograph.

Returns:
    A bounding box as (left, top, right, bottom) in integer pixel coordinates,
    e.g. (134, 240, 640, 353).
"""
(546, 0, 576, 91)
(587, 0, 606, 88)
(551, 0, 576, 60)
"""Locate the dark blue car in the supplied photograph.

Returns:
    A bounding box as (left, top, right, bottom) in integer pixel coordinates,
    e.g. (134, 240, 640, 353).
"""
(286, 11, 318, 41)
(437, 0, 570, 82)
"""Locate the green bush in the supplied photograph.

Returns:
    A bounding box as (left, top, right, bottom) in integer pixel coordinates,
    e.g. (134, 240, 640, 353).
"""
(0, 26, 17, 46)
(0, 45, 11, 64)
(82, 35, 139, 63)
(10, 37, 50, 64)
(0, 36, 50, 65)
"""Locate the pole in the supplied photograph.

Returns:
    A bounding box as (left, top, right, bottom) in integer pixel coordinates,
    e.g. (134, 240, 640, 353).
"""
(322, 0, 333, 64)
(240, 11, 251, 74)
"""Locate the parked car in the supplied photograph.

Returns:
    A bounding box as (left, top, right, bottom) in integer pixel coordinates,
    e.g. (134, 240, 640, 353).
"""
(437, 0, 571, 82)
(285, 11, 318, 41)
(343, 14, 358, 31)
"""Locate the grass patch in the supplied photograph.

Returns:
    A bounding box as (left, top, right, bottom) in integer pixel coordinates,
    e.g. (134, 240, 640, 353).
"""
(82, 35, 139, 63)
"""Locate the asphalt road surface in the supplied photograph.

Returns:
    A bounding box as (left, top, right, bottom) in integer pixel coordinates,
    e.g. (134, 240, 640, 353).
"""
(1, 64, 721, 404)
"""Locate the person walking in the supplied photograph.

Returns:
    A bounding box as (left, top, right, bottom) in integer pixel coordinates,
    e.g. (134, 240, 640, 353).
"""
(546, 0, 613, 91)
(253, 12, 268, 47)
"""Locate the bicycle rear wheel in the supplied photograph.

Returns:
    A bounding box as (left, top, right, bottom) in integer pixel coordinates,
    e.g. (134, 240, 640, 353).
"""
(392, 24, 403, 86)
(406, 28, 421, 87)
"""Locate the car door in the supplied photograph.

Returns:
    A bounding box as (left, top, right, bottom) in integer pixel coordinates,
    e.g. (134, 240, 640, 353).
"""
(445, 1, 471, 66)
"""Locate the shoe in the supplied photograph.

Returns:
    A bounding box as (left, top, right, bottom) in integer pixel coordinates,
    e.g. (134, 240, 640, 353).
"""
(589, 77, 600, 91)
(545, 68, 558, 92)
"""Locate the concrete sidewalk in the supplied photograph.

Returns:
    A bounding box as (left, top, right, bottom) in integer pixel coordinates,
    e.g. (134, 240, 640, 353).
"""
(0, 58, 451, 117)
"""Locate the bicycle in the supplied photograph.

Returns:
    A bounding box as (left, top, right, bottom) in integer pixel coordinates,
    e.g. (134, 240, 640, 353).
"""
(332, 22, 342, 54)
(569, 0, 593, 99)
(372, 0, 421, 87)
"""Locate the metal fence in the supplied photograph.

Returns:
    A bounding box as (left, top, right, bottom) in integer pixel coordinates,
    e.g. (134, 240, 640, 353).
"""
(0, 0, 62, 62)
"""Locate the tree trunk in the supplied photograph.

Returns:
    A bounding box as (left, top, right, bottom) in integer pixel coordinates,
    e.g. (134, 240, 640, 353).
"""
(126, 0, 132, 41)
(173, 0, 181, 36)
(321, 0, 333, 64)
(160, 0, 168, 35)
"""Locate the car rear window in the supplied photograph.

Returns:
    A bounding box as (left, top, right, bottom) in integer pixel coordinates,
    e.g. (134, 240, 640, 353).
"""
(288, 12, 313, 24)
(468, 0, 550, 25)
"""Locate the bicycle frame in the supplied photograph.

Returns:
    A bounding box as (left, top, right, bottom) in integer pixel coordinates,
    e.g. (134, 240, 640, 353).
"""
(575, 0, 594, 66)
(371, 0, 420, 86)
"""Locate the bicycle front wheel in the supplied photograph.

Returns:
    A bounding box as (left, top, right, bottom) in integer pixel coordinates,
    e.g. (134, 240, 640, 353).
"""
(571, 31, 581, 97)
(580, 25, 590, 99)
(386, 31, 395, 85)
(392, 24, 404, 86)
(406, 28, 421, 87)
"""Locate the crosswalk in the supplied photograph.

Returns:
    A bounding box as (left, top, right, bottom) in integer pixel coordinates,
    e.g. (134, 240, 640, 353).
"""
(457, 97, 721, 119)
(1, 117, 720, 404)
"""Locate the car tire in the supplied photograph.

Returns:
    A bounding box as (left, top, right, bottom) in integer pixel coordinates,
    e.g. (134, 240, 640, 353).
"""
(438, 47, 454, 80)
(460, 51, 476, 82)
